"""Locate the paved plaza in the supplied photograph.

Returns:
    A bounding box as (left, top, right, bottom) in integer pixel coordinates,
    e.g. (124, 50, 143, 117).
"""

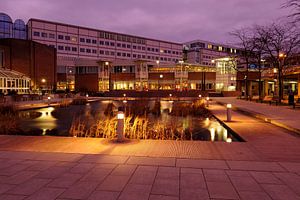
(0, 100, 299, 199)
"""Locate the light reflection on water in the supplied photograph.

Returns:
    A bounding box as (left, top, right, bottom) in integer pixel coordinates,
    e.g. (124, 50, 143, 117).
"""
(19, 100, 237, 142)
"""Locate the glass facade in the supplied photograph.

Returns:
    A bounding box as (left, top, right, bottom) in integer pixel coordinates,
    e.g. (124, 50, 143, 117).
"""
(0, 13, 27, 39)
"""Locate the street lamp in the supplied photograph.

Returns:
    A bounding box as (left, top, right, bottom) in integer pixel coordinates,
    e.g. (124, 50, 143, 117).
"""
(159, 74, 163, 90)
(179, 60, 184, 91)
(41, 78, 46, 83)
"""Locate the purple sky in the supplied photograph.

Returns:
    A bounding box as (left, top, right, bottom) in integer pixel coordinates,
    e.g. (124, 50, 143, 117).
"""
(2, 0, 292, 44)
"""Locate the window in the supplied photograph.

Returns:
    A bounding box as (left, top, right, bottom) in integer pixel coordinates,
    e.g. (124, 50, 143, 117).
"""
(111, 52, 115, 56)
(71, 37, 77, 42)
(92, 39, 97, 44)
(117, 52, 121, 56)
(49, 45, 55, 48)
(122, 44, 126, 48)
(65, 36, 70, 40)
(127, 53, 131, 57)
(138, 46, 141, 50)
(127, 44, 131, 48)
(80, 38, 85, 42)
(110, 42, 115, 46)
(41, 32, 47, 38)
(99, 41, 104, 45)
(142, 47, 145, 50)
(33, 31, 40, 37)
(105, 51, 109, 55)
(92, 49, 97, 54)
(100, 50, 104, 54)
(49, 33, 55, 39)
(117, 43, 121, 47)
(58, 46, 64, 50)
(58, 35, 64, 40)
(0, 51, 3, 68)
(105, 41, 109, 46)
(80, 48, 85, 52)
(86, 39, 91, 43)
(72, 47, 77, 52)
(65, 46, 71, 51)
(86, 49, 91, 53)
(133, 45, 136, 49)
(122, 53, 126, 57)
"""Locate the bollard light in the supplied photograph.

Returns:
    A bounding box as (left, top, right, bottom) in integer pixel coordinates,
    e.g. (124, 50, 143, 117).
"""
(47, 96, 51, 106)
(169, 93, 172, 97)
(123, 93, 126, 97)
(47, 96, 51, 100)
(226, 138, 232, 143)
(206, 97, 210, 107)
(117, 111, 125, 142)
(226, 104, 232, 122)
(86, 94, 89, 98)
(199, 94, 202, 98)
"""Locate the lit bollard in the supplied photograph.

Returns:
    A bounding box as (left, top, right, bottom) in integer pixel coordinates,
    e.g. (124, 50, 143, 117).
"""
(226, 104, 232, 122)
(117, 111, 125, 142)
(47, 96, 51, 106)
(206, 97, 210, 107)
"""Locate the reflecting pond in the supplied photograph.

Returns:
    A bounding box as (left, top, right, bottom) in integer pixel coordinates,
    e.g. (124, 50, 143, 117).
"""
(19, 100, 241, 142)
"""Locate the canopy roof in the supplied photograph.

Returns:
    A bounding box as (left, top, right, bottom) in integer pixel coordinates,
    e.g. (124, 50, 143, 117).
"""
(0, 68, 30, 80)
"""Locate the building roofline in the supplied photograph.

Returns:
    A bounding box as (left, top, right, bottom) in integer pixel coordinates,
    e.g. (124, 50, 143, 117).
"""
(28, 18, 183, 46)
(184, 39, 238, 49)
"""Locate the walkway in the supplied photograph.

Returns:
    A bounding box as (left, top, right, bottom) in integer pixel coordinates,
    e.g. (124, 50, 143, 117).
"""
(0, 101, 299, 199)
(212, 97, 300, 134)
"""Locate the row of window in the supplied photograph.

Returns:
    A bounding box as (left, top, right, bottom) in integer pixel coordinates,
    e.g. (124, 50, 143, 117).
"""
(56, 45, 177, 61)
(99, 31, 146, 44)
(33, 31, 181, 55)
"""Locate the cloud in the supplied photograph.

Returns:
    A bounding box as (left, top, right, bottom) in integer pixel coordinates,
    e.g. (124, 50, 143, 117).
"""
(1, 0, 292, 43)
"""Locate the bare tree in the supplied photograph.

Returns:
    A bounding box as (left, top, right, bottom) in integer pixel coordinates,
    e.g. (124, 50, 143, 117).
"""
(230, 28, 256, 98)
(283, 0, 300, 24)
(256, 23, 300, 102)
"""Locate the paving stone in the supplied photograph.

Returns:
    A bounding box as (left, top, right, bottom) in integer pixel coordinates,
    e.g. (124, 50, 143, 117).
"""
(149, 195, 179, 200)
(177, 159, 228, 169)
(80, 167, 112, 182)
(250, 171, 282, 184)
(35, 166, 69, 179)
(25, 161, 57, 171)
(279, 162, 300, 173)
(227, 161, 285, 172)
(110, 164, 136, 176)
(97, 175, 130, 191)
(229, 176, 262, 192)
(203, 169, 230, 183)
(127, 156, 175, 166)
(48, 173, 84, 188)
(180, 171, 206, 189)
(0, 164, 31, 176)
(180, 188, 209, 200)
(129, 166, 157, 185)
(156, 167, 179, 180)
(79, 155, 128, 164)
(7, 178, 51, 195)
(4, 171, 39, 185)
(118, 183, 152, 200)
(151, 179, 179, 196)
(206, 181, 239, 199)
(0, 183, 15, 194)
(25, 187, 65, 200)
(261, 184, 300, 200)
(34, 152, 83, 162)
(225, 170, 250, 177)
(238, 191, 272, 200)
(68, 163, 95, 174)
(59, 181, 99, 199)
(88, 191, 119, 200)
(273, 172, 300, 196)
(0, 194, 27, 200)
(180, 168, 203, 174)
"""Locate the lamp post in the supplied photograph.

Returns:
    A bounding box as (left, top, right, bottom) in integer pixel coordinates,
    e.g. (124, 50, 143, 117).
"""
(47, 96, 51, 106)
(206, 97, 210, 107)
(159, 74, 163, 90)
(179, 60, 184, 91)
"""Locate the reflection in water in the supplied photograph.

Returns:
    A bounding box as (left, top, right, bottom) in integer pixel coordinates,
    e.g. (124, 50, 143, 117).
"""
(19, 100, 238, 142)
(20, 107, 57, 135)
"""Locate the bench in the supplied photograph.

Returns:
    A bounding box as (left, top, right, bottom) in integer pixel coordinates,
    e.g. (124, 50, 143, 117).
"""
(262, 96, 278, 106)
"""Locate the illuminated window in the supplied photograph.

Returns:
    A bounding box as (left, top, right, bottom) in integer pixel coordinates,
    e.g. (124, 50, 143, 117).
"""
(71, 37, 77, 42)
(208, 44, 212, 49)
(218, 46, 223, 51)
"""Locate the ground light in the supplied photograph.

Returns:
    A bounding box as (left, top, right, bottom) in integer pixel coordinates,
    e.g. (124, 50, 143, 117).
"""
(226, 104, 232, 122)
(117, 111, 125, 142)
(206, 97, 210, 107)
(47, 96, 51, 106)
